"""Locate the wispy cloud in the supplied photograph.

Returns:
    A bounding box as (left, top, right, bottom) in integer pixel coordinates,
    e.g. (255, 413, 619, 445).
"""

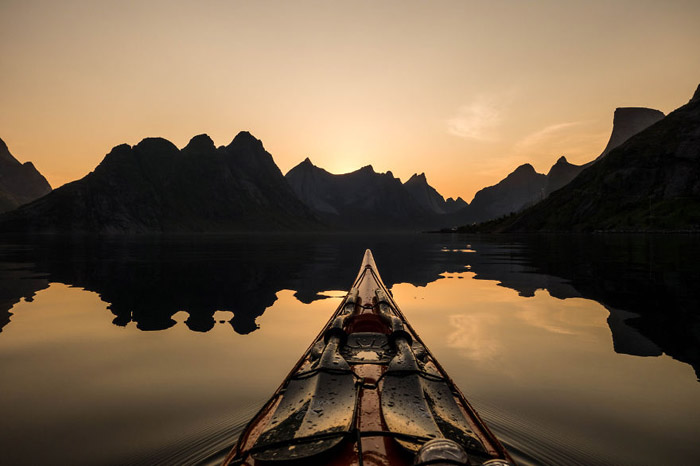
(446, 96, 504, 141)
(515, 121, 587, 151)
(512, 120, 607, 163)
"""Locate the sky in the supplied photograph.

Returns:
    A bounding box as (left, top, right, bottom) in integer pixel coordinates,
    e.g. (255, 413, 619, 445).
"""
(1, 0, 699, 201)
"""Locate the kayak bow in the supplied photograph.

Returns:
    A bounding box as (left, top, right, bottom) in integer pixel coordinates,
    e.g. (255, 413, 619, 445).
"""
(223, 250, 514, 466)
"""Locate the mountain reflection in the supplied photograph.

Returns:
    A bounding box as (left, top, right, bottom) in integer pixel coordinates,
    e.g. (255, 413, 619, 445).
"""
(0, 236, 474, 335)
(0, 234, 698, 378)
(464, 234, 700, 380)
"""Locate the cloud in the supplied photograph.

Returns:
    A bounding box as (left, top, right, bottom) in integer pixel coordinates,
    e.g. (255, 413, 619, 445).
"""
(446, 96, 504, 141)
(514, 121, 587, 151)
(513, 120, 608, 163)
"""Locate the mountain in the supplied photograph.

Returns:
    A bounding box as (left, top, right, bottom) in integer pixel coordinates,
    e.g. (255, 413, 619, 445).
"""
(0, 132, 320, 233)
(462, 105, 667, 219)
(444, 196, 469, 213)
(544, 156, 586, 196)
(466, 163, 547, 223)
(403, 173, 447, 214)
(0, 138, 52, 213)
(285, 159, 436, 230)
(598, 107, 665, 159)
(545, 107, 664, 196)
(403, 173, 467, 214)
(478, 84, 700, 232)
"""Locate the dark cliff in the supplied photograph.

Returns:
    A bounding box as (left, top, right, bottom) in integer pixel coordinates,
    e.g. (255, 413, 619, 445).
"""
(0, 138, 52, 213)
(598, 107, 665, 159)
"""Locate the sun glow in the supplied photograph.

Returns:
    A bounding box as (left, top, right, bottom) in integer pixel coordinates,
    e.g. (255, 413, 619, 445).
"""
(323, 155, 371, 176)
(1, 1, 699, 200)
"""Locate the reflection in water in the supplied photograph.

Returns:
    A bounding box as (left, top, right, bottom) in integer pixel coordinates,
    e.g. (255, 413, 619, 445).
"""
(0, 284, 340, 466)
(447, 313, 504, 363)
(1, 234, 697, 378)
(0, 236, 479, 336)
(392, 272, 698, 466)
(0, 234, 699, 465)
(468, 234, 700, 380)
(0, 262, 49, 332)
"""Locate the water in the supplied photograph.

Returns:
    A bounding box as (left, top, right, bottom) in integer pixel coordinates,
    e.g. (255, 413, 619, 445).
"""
(0, 234, 698, 465)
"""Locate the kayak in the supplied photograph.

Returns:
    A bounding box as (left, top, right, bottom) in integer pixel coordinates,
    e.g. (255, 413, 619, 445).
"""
(223, 249, 514, 466)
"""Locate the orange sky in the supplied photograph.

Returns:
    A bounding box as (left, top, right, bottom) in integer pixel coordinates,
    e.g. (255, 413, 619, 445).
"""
(1, 1, 699, 201)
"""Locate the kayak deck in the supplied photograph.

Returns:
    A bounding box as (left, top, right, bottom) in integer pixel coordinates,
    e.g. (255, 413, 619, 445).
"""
(223, 250, 513, 465)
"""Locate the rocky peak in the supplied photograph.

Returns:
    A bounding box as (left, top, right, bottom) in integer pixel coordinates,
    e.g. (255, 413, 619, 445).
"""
(184, 134, 215, 153)
(225, 131, 290, 185)
(228, 131, 264, 152)
(286, 157, 322, 176)
(511, 163, 537, 177)
(134, 137, 180, 156)
(402, 171, 450, 215)
(546, 156, 577, 177)
(289, 157, 317, 174)
(444, 196, 469, 213)
(406, 172, 428, 185)
(500, 164, 546, 188)
(109, 143, 132, 155)
(545, 155, 585, 196)
(612, 107, 664, 127)
(599, 107, 665, 158)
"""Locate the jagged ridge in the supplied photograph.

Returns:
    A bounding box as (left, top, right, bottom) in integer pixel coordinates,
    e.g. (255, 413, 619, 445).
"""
(285, 159, 437, 230)
(0, 132, 320, 233)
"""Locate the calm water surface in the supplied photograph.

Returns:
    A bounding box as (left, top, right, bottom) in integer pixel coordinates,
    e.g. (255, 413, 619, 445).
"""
(0, 234, 698, 465)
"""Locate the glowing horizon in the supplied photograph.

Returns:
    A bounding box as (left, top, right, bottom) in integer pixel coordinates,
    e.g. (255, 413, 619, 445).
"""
(2, 1, 699, 201)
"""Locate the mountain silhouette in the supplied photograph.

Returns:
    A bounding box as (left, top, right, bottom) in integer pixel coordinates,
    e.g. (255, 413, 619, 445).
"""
(598, 107, 665, 159)
(444, 196, 468, 213)
(0, 138, 52, 213)
(403, 173, 467, 214)
(285, 158, 439, 230)
(0, 101, 673, 233)
(460, 105, 667, 223)
(478, 84, 700, 232)
(0, 132, 320, 233)
(466, 164, 547, 223)
(544, 156, 585, 196)
(544, 107, 665, 196)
